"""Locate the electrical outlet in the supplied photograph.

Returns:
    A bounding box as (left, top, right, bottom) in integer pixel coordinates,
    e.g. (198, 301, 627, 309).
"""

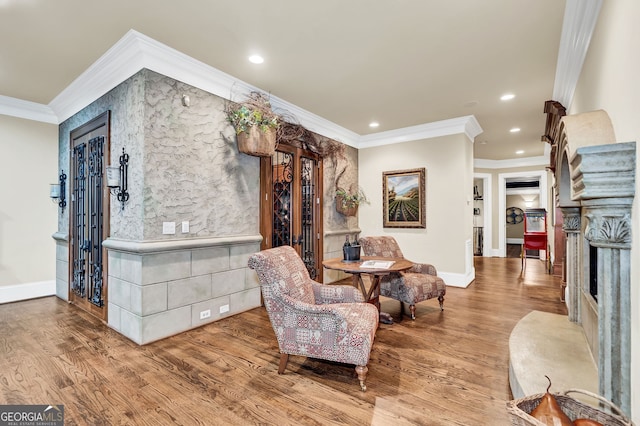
(199, 309, 211, 320)
(219, 304, 229, 314)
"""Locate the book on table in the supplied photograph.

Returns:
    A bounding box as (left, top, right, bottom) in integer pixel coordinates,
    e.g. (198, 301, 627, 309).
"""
(360, 260, 395, 269)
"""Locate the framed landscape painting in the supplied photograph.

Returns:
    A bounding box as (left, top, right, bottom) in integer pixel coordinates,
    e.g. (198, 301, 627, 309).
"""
(382, 168, 426, 228)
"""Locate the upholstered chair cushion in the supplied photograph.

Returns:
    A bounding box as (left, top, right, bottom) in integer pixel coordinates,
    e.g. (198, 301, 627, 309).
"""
(380, 272, 447, 305)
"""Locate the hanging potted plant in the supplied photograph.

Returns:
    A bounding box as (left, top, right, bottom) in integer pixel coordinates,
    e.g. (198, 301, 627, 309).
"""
(335, 187, 368, 217)
(226, 92, 280, 157)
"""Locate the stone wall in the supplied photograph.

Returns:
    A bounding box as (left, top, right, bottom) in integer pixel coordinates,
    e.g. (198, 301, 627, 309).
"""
(104, 237, 261, 344)
(323, 144, 360, 283)
(57, 69, 262, 343)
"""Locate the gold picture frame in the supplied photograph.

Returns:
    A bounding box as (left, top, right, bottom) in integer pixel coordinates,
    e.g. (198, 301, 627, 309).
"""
(382, 168, 426, 228)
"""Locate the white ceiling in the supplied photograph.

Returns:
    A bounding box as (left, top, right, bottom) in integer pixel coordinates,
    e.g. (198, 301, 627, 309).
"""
(0, 0, 581, 161)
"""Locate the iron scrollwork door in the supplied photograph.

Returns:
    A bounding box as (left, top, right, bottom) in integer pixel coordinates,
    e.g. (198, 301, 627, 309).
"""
(69, 112, 110, 321)
(261, 145, 323, 280)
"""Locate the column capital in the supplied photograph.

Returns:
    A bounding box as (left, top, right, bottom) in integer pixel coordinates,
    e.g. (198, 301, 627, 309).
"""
(584, 212, 631, 248)
(561, 207, 581, 233)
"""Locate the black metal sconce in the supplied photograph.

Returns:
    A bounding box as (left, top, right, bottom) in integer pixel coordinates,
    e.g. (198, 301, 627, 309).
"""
(106, 148, 129, 210)
(50, 170, 67, 212)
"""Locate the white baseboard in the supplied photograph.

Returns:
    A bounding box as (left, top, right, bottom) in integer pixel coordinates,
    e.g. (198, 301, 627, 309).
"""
(507, 238, 524, 244)
(0, 280, 56, 304)
(440, 269, 475, 288)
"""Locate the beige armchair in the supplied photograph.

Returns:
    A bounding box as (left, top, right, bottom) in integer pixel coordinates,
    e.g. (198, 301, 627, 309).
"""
(359, 236, 446, 320)
(248, 245, 379, 391)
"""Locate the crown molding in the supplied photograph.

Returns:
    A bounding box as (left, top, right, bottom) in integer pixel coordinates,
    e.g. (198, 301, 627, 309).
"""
(359, 115, 482, 149)
(2, 30, 480, 148)
(464, 115, 483, 141)
(474, 155, 549, 170)
(48, 30, 147, 123)
(552, 0, 603, 108)
(0, 95, 57, 124)
(48, 30, 362, 146)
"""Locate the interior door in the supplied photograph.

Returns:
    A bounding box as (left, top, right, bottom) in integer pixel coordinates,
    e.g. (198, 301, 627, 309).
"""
(260, 144, 323, 280)
(69, 111, 110, 321)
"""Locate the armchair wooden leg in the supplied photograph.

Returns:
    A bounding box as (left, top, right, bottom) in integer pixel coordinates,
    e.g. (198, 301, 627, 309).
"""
(438, 295, 445, 311)
(409, 305, 416, 320)
(278, 354, 289, 374)
(355, 365, 368, 391)
(400, 301, 407, 318)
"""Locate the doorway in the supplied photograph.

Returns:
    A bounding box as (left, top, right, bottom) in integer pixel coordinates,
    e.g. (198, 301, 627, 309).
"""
(260, 144, 323, 280)
(473, 173, 492, 257)
(69, 111, 110, 321)
(498, 170, 547, 258)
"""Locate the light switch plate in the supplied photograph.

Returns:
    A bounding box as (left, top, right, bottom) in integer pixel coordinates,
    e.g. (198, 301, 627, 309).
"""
(181, 221, 189, 233)
(162, 222, 176, 234)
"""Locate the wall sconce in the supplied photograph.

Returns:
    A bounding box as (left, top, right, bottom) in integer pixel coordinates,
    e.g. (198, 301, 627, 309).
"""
(106, 148, 129, 210)
(50, 170, 66, 212)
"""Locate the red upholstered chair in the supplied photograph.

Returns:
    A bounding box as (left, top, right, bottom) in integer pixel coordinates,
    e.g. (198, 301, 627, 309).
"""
(248, 245, 379, 391)
(359, 236, 446, 320)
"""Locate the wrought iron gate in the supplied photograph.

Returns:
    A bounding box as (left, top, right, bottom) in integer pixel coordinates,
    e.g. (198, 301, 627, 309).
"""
(72, 136, 106, 307)
(69, 111, 110, 321)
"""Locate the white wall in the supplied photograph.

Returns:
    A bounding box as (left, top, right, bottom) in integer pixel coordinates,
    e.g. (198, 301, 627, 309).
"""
(358, 133, 474, 287)
(0, 115, 58, 302)
(570, 0, 640, 420)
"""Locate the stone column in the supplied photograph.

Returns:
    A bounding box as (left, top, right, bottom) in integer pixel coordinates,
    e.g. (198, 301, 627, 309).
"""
(561, 207, 581, 322)
(570, 142, 635, 415)
(583, 203, 632, 413)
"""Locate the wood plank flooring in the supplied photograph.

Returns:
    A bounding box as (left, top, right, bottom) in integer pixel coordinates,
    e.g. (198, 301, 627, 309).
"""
(0, 257, 567, 425)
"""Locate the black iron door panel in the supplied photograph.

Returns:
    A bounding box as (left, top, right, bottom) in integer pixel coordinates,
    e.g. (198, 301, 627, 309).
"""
(69, 111, 110, 321)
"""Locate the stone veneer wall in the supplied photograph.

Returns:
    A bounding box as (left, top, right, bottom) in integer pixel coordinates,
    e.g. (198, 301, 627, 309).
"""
(104, 237, 261, 344)
(322, 144, 360, 283)
(57, 69, 263, 344)
(52, 232, 69, 301)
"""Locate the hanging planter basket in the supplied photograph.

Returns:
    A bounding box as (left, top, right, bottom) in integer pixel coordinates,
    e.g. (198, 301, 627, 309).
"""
(336, 195, 359, 217)
(237, 126, 277, 157)
(226, 91, 280, 158)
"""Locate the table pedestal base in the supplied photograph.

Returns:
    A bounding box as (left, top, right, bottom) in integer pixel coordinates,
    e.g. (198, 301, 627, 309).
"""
(352, 274, 394, 325)
(323, 258, 413, 328)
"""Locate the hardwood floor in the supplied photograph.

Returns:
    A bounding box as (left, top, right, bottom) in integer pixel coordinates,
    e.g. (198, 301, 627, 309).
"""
(0, 257, 566, 425)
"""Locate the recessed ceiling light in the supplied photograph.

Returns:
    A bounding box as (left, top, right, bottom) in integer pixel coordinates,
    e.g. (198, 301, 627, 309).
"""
(501, 93, 515, 101)
(516, 150, 525, 154)
(369, 121, 380, 128)
(510, 127, 521, 133)
(248, 55, 264, 64)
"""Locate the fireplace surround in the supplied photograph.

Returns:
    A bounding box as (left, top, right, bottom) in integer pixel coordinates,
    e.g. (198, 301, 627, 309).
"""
(553, 109, 635, 414)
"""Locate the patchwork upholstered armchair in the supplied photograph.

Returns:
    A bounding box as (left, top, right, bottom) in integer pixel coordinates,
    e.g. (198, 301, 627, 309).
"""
(248, 245, 379, 391)
(359, 236, 446, 320)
